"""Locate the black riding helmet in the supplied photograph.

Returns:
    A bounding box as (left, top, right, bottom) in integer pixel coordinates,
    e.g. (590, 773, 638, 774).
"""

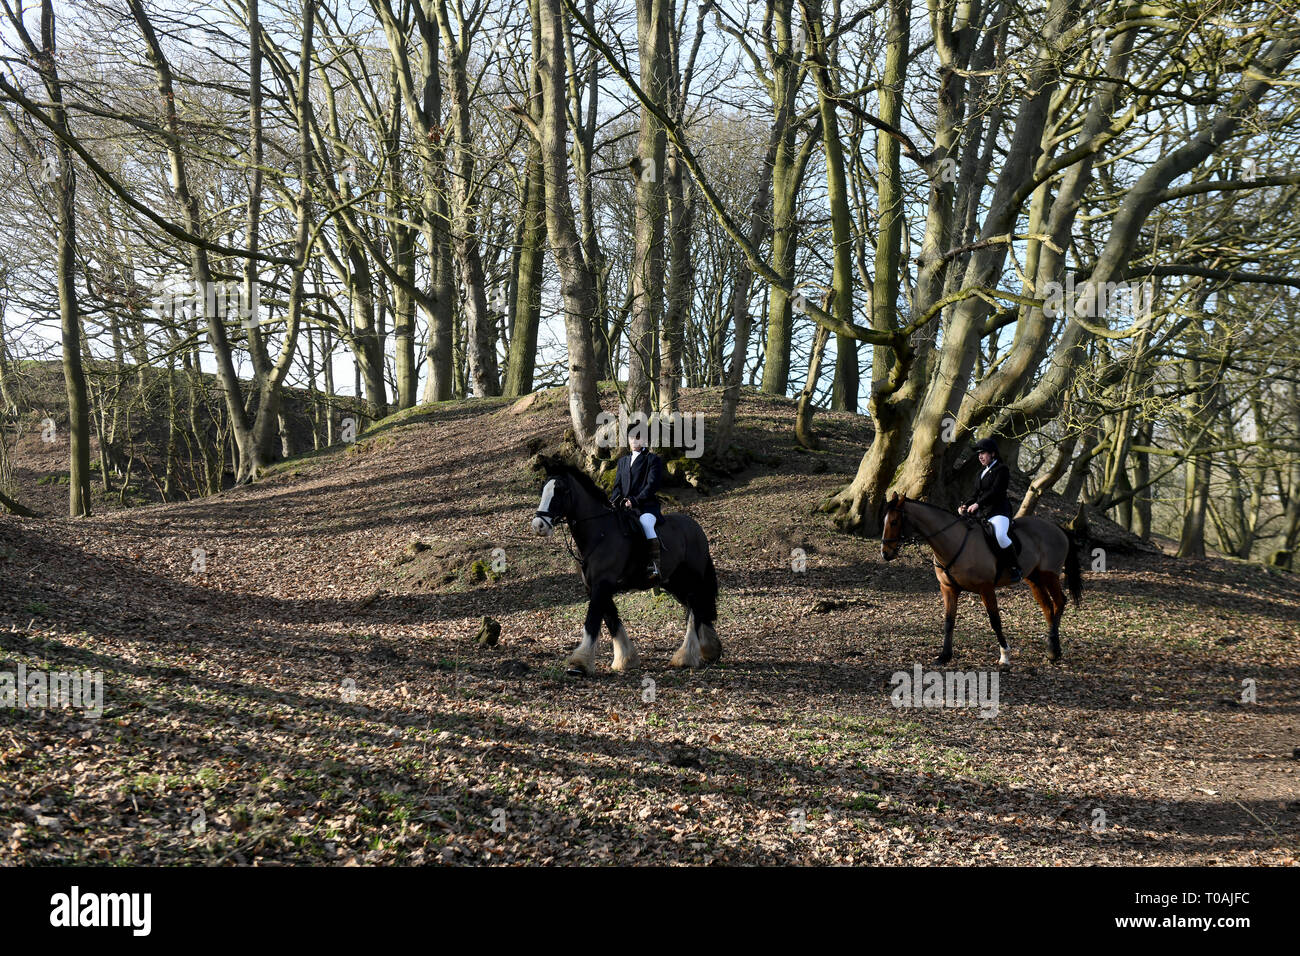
(972, 437, 1000, 457)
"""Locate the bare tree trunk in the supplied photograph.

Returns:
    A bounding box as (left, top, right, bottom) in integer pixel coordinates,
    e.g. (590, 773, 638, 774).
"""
(0, 307, 19, 415)
(34, 0, 92, 516)
(130, 0, 266, 481)
(388, 99, 418, 409)
(759, 0, 805, 396)
(713, 73, 788, 456)
(249, 0, 314, 458)
(1178, 451, 1211, 558)
(530, 0, 603, 452)
(795, 324, 830, 449)
(1131, 422, 1152, 538)
(504, 25, 547, 399)
(435, 3, 498, 398)
(626, 0, 670, 415)
(658, 141, 692, 414)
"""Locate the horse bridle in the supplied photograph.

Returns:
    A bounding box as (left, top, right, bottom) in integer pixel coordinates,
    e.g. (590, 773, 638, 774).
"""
(882, 499, 967, 544)
(880, 503, 908, 546)
(882, 498, 978, 586)
(533, 478, 569, 530)
(537, 474, 617, 570)
(535, 475, 609, 530)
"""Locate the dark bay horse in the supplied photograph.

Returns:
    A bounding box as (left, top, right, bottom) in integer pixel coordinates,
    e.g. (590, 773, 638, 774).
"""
(880, 492, 1082, 667)
(531, 460, 721, 676)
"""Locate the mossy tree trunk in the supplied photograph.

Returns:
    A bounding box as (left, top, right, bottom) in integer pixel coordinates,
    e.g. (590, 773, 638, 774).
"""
(529, 0, 603, 453)
(34, 0, 92, 516)
(626, 0, 670, 416)
(504, 26, 547, 400)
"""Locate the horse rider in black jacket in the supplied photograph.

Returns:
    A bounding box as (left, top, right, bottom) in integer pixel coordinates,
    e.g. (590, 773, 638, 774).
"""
(610, 432, 666, 582)
(957, 436, 1022, 583)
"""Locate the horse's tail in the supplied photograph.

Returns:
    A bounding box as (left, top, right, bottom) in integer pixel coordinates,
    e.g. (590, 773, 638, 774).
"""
(663, 519, 719, 628)
(698, 549, 718, 626)
(1063, 526, 1084, 606)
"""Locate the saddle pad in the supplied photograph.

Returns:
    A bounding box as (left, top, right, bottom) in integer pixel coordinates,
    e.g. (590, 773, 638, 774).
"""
(980, 518, 1018, 546)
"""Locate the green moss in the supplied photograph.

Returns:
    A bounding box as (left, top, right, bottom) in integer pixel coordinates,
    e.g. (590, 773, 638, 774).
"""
(461, 558, 501, 584)
(664, 457, 704, 487)
(594, 466, 618, 494)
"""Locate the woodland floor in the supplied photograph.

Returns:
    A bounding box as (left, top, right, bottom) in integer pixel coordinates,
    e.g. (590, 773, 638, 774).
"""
(1, 387, 1297, 865)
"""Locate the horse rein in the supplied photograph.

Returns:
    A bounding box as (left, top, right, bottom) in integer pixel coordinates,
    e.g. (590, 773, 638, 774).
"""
(882, 502, 974, 585)
(882, 504, 964, 546)
(536, 476, 616, 569)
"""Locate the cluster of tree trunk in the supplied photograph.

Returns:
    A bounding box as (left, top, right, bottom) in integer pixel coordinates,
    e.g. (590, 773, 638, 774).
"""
(1, 0, 1298, 564)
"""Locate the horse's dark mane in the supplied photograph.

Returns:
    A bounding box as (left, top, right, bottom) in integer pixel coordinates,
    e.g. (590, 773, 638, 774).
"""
(551, 463, 610, 506)
(904, 497, 956, 517)
(886, 495, 954, 517)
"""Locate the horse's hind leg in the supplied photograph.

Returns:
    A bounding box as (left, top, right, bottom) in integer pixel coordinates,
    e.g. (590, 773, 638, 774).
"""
(605, 600, 640, 672)
(565, 582, 610, 676)
(669, 611, 702, 669)
(935, 580, 958, 665)
(696, 620, 722, 663)
(979, 587, 1012, 669)
(665, 562, 717, 667)
(1026, 574, 1058, 660)
(1040, 572, 1066, 662)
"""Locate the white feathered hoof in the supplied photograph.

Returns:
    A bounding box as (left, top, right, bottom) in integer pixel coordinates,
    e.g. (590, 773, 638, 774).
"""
(565, 635, 597, 677)
(669, 634, 702, 669)
(697, 624, 722, 663)
(611, 647, 640, 672)
(669, 647, 701, 669)
(565, 657, 594, 677)
(610, 626, 640, 672)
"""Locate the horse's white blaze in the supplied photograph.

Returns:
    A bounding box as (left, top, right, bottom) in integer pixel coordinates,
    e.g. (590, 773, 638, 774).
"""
(670, 614, 702, 669)
(610, 624, 639, 672)
(565, 630, 597, 674)
(532, 479, 556, 536)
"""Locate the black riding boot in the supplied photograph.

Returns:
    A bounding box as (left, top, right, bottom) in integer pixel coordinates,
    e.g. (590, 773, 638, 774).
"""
(1000, 539, 1022, 583)
(646, 538, 662, 583)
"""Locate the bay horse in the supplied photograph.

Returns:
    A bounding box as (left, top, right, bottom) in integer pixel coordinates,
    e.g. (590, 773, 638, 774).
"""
(531, 459, 721, 676)
(880, 492, 1083, 667)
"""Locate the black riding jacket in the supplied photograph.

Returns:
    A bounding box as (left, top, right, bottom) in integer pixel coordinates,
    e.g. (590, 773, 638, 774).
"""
(965, 459, 1014, 519)
(611, 449, 664, 520)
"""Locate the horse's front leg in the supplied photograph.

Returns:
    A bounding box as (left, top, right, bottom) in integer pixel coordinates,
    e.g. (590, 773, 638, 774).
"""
(980, 587, 1012, 669)
(565, 581, 612, 677)
(605, 599, 640, 672)
(935, 578, 958, 665)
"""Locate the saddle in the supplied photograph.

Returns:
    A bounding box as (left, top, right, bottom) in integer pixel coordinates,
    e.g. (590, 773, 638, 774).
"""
(613, 504, 642, 539)
(611, 507, 681, 587)
(609, 504, 650, 581)
(979, 517, 1020, 552)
